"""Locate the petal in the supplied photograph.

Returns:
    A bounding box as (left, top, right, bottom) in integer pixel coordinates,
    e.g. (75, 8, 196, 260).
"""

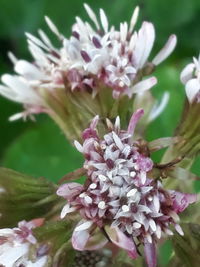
(152, 34, 177, 66)
(72, 227, 90, 251)
(45, 16, 61, 38)
(105, 226, 138, 259)
(144, 241, 157, 267)
(129, 6, 139, 32)
(72, 223, 107, 251)
(134, 22, 155, 69)
(185, 78, 200, 102)
(131, 77, 157, 94)
(14, 60, 47, 80)
(171, 191, 197, 213)
(84, 3, 100, 30)
(127, 109, 144, 135)
(74, 140, 83, 153)
(60, 204, 76, 219)
(56, 182, 83, 200)
(180, 63, 195, 84)
(100, 9, 108, 33)
(148, 92, 169, 122)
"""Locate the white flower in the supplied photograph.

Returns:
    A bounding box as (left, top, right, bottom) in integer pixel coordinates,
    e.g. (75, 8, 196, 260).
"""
(0, 220, 47, 267)
(0, 4, 177, 120)
(180, 55, 200, 102)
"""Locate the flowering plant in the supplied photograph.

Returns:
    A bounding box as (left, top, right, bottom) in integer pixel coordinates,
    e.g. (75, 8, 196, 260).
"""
(0, 3, 199, 267)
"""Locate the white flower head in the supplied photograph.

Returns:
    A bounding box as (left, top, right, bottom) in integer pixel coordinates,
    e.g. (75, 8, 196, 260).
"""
(0, 4, 177, 120)
(180, 54, 200, 103)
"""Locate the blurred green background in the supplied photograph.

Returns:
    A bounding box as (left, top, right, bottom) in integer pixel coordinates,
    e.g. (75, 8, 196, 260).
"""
(0, 0, 200, 265)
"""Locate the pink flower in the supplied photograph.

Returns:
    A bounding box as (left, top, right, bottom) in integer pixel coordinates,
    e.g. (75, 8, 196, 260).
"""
(57, 110, 196, 267)
(0, 219, 47, 267)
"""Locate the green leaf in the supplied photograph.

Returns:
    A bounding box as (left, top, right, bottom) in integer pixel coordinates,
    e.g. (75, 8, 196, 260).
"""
(172, 223, 200, 267)
(2, 118, 83, 182)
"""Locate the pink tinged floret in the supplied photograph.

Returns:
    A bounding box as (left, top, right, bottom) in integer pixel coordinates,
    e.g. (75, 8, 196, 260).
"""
(56, 182, 83, 201)
(127, 108, 144, 135)
(170, 191, 197, 213)
(152, 34, 177, 66)
(105, 226, 138, 259)
(58, 112, 196, 265)
(82, 115, 99, 140)
(136, 155, 153, 172)
(72, 222, 108, 251)
(144, 241, 157, 267)
(131, 77, 157, 95)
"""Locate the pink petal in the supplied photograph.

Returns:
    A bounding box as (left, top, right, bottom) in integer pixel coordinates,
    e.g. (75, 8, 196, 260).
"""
(72, 223, 108, 251)
(171, 191, 197, 213)
(144, 242, 157, 267)
(105, 226, 138, 259)
(127, 109, 144, 135)
(56, 183, 83, 200)
(82, 116, 99, 140)
(72, 227, 90, 251)
(131, 77, 157, 94)
(152, 34, 177, 66)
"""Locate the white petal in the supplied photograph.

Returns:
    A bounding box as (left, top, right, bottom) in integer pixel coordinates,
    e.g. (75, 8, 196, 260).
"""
(74, 220, 93, 231)
(185, 78, 200, 102)
(175, 224, 184, 236)
(129, 6, 139, 32)
(8, 52, 18, 64)
(84, 3, 100, 30)
(45, 16, 61, 38)
(112, 131, 124, 150)
(114, 116, 120, 130)
(14, 60, 46, 80)
(133, 222, 141, 229)
(100, 9, 108, 33)
(156, 225, 162, 239)
(180, 63, 195, 84)
(60, 204, 76, 219)
(148, 92, 169, 122)
(38, 29, 54, 49)
(152, 34, 177, 66)
(74, 140, 83, 153)
(131, 77, 157, 94)
(9, 112, 25, 121)
(127, 188, 137, 197)
(25, 32, 49, 51)
(149, 219, 157, 232)
(0, 85, 17, 102)
(134, 22, 155, 69)
(153, 195, 160, 213)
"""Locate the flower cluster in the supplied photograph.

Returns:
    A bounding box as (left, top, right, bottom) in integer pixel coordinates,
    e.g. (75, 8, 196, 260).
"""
(0, 219, 47, 267)
(181, 55, 200, 103)
(0, 4, 176, 121)
(0, 3, 199, 267)
(57, 110, 196, 266)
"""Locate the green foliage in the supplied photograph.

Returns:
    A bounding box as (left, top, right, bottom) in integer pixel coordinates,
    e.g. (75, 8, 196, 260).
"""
(171, 223, 200, 267)
(2, 117, 83, 182)
(0, 167, 58, 227)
